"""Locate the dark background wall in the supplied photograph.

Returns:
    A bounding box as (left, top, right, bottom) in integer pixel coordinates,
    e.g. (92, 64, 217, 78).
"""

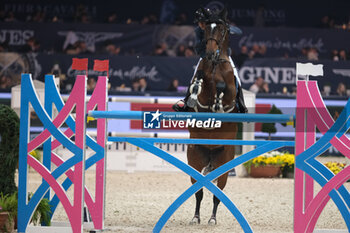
(2, 0, 350, 27)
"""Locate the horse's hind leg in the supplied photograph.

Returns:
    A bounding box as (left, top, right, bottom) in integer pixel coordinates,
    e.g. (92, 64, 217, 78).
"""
(208, 145, 234, 225)
(187, 145, 209, 225)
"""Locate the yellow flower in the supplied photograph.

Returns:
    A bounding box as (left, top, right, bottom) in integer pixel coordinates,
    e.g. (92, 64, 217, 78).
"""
(248, 151, 294, 166)
(324, 162, 346, 175)
(29, 150, 37, 157)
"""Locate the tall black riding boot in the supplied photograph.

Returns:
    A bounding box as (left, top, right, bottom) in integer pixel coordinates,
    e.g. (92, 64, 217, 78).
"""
(237, 85, 248, 113)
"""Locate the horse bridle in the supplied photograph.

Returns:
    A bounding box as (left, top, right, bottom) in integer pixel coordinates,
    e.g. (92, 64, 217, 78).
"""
(204, 22, 236, 113)
(204, 21, 229, 62)
(188, 21, 236, 113)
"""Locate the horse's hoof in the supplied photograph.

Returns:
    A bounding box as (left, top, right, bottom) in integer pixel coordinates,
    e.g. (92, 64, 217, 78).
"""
(190, 216, 200, 225)
(208, 217, 217, 225)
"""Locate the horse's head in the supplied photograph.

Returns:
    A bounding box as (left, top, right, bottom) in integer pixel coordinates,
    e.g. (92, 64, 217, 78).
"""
(203, 8, 229, 62)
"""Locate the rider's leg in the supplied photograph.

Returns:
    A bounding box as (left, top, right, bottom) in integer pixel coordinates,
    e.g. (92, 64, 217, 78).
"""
(173, 58, 202, 112)
(228, 57, 248, 113)
(185, 58, 202, 102)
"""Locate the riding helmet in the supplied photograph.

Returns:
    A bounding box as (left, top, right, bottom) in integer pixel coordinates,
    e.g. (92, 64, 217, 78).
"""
(194, 7, 211, 23)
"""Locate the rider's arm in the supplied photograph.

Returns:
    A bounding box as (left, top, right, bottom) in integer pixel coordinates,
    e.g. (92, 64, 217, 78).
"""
(229, 25, 242, 35)
(194, 26, 206, 58)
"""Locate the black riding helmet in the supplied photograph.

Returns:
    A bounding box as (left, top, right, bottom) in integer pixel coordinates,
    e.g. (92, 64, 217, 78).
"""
(193, 7, 211, 23)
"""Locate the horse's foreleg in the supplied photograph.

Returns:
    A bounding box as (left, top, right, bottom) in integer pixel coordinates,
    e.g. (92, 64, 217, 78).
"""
(187, 144, 209, 225)
(209, 172, 228, 225)
(190, 188, 203, 224)
(209, 145, 234, 225)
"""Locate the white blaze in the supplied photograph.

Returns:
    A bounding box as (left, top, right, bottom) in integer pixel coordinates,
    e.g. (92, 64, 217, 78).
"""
(211, 23, 217, 32)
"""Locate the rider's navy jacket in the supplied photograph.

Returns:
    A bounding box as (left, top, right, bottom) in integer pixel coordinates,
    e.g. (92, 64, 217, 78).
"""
(194, 26, 206, 58)
(194, 25, 242, 58)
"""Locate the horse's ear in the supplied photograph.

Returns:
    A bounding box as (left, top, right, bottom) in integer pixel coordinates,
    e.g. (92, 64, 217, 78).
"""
(202, 7, 210, 18)
(219, 7, 228, 21)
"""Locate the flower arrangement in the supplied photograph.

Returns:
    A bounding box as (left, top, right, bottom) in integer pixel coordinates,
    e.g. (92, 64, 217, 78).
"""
(324, 162, 346, 175)
(245, 151, 294, 167)
(244, 151, 295, 178)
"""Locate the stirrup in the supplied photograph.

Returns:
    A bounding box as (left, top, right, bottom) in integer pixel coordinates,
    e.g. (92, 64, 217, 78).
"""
(172, 100, 189, 112)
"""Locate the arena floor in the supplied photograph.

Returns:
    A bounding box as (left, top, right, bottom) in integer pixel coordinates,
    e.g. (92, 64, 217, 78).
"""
(25, 170, 349, 233)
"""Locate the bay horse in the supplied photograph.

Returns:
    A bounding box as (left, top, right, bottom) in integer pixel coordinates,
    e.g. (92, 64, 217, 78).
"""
(187, 8, 238, 225)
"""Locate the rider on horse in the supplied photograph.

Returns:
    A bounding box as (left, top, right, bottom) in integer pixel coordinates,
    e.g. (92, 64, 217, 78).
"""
(173, 7, 248, 113)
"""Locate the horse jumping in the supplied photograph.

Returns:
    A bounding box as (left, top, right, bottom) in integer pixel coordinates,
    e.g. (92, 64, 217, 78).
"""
(186, 8, 239, 225)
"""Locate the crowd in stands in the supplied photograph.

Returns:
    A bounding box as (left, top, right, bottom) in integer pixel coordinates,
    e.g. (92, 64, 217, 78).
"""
(1, 5, 350, 96)
(1, 4, 350, 61)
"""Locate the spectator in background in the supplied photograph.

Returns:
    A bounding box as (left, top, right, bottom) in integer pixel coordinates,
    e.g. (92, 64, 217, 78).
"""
(104, 41, 121, 55)
(249, 76, 264, 94)
(107, 12, 118, 23)
(4, 11, 16, 22)
(74, 4, 88, 23)
(176, 44, 186, 57)
(331, 50, 339, 61)
(336, 82, 347, 96)
(140, 14, 158, 24)
(261, 82, 269, 93)
(116, 83, 131, 92)
(320, 15, 331, 28)
(80, 13, 90, 23)
(153, 43, 168, 56)
(258, 44, 267, 57)
(148, 14, 158, 24)
(126, 18, 138, 24)
(167, 78, 179, 92)
(328, 18, 335, 28)
(254, 5, 265, 27)
(65, 41, 89, 55)
(51, 63, 67, 89)
(235, 45, 249, 68)
(184, 47, 194, 57)
(339, 49, 347, 61)
(0, 10, 5, 21)
(139, 77, 149, 92)
(19, 37, 40, 53)
(249, 43, 260, 59)
(51, 15, 62, 23)
(299, 47, 309, 59)
(282, 52, 289, 59)
(141, 15, 151, 24)
(322, 85, 331, 96)
(87, 77, 96, 91)
(32, 10, 46, 22)
(307, 48, 319, 61)
(131, 78, 140, 92)
(0, 41, 8, 52)
(0, 75, 12, 90)
(175, 13, 188, 25)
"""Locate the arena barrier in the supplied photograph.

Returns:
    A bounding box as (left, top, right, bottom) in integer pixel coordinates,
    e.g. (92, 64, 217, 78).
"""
(17, 70, 350, 233)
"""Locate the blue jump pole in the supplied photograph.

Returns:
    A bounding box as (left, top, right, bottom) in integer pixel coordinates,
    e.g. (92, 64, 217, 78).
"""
(88, 110, 294, 123)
